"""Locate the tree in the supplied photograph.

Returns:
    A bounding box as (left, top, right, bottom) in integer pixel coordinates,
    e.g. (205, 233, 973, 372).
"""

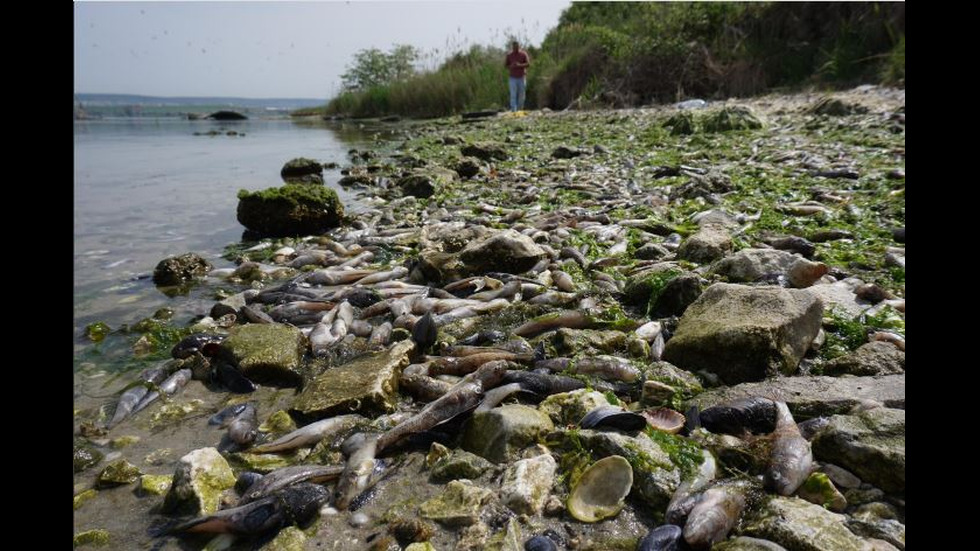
(341, 44, 419, 91)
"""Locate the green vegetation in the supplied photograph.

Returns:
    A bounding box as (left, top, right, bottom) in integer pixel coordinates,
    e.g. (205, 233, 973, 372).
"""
(322, 3, 904, 118)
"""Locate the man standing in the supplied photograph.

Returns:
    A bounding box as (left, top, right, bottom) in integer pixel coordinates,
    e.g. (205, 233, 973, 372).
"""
(505, 41, 530, 112)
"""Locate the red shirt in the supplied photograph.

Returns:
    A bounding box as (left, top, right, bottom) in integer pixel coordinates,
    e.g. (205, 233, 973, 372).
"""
(506, 50, 530, 78)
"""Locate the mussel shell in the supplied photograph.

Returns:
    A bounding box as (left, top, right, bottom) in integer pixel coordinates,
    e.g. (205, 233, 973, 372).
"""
(700, 397, 776, 435)
(638, 525, 684, 551)
(411, 312, 438, 352)
(525, 534, 559, 551)
(579, 406, 647, 432)
(172, 333, 226, 359)
(235, 471, 264, 494)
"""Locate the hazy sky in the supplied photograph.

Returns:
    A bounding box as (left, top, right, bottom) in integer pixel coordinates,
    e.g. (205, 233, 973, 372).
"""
(74, 1, 571, 99)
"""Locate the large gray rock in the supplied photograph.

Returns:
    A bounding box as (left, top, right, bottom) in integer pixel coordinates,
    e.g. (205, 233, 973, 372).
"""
(687, 374, 906, 419)
(823, 342, 905, 376)
(499, 453, 557, 515)
(461, 405, 555, 463)
(291, 340, 413, 420)
(573, 429, 681, 511)
(676, 226, 732, 264)
(217, 324, 306, 387)
(811, 408, 905, 495)
(662, 283, 823, 384)
(742, 497, 870, 551)
(162, 447, 236, 515)
(710, 248, 799, 282)
(458, 229, 547, 276)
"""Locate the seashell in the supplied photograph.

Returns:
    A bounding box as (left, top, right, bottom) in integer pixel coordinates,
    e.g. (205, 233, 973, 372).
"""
(643, 408, 686, 434)
(579, 406, 647, 432)
(638, 525, 684, 551)
(567, 455, 633, 523)
(524, 534, 559, 551)
(700, 397, 776, 435)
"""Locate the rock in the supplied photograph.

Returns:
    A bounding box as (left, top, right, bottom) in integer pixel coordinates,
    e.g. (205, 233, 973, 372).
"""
(891, 227, 905, 243)
(640, 361, 703, 400)
(742, 496, 870, 551)
(210, 292, 247, 320)
(398, 168, 456, 199)
(622, 263, 683, 306)
(807, 97, 868, 116)
(811, 408, 905, 495)
(457, 522, 491, 551)
(670, 173, 733, 202)
(693, 208, 740, 228)
(264, 526, 308, 551)
(710, 248, 799, 283)
(787, 258, 830, 288)
(419, 480, 494, 526)
(207, 110, 247, 120)
(687, 374, 905, 419)
(152, 253, 212, 286)
(291, 340, 413, 420)
(551, 145, 588, 159)
(74, 489, 98, 510)
(74, 439, 104, 473)
(795, 472, 847, 512)
(817, 463, 862, 489)
(805, 279, 868, 317)
(236, 184, 344, 237)
(280, 157, 323, 181)
(634, 243, 670, 260)
(97, 459, 142, 488)
(338, 174, 374, 187)
(457, 229, 547, 276)
(641, 380, 676, 406)
(572, 429, 681, 510)
(85, 321, 111, 342)
(217, 324, 306, 387)
(461, 142, 508, 161)
(662, 283, 823, 384)
(766, 236, 816, 258)
(676, 226, 732, 264)
(648, 273, 703, 317)
(162, 447, 236, 515)
(461, 404, 555, 463)
(823, 342, 904, 376)
(552, 328, 627, 356)
(73, 529, 111, 547)
(664, 111, 696, 135)
(691, 430, 771, 475)
(847, 511, 905, 550)
(405, 544, 437, 551)
(485, 517, 522, 551)
(713, 537, 789, 551)
(456, 158, 482, 178)
(702, 105, 764, 132)
(499, 453, 558, 515)
(431, 450, 493, 482)
(138, 474, 173, 496)
(388, 517, 435, 546)
(538, 389, 611, 426)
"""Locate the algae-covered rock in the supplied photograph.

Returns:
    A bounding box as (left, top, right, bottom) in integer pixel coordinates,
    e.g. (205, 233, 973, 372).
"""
(456, 158, 482, 178)
(263, 526, 308, 551)
(811, 408, 905, 495)
(419, 480, 494, 526)
(539, 389, 611, 426)
(217, 323, 306, 387)
(848, 508, 905, 550)
(389, 517, 435, 546)
(236, 184, 344, 237)
(710, 248, 800, 283)
(109, 435, 140, 449)
(291, 340, 414, 420)
(461, 404, 555, 463)
(74, 439, 104, 473)
(162, 447, 236, 515)
(676, 226, 732, 264)
(662, 283, 823, 384)
(398, 167, 456, 199)
(702, 105, 764, 132)
(686, 374, 905, 419)
(139, 474, 174, 496)
(431, 450, 493, 482)
(640, 361, 703, 400)
(499, 453, 557, 515)
(552, 328, 627, 356)
(484, 517, 522, 551)
(457, 229, 546, 277)
(153, 253, 212, 286)
(73, 489, 98, 510)
(795, 472, 847, 512)
(823, 342, 905, 376)
(742, 496, 869, 551)
(258, 409, 298, 437)
(97, 459, 142, 488)
(461, 142, 508, 161)
(622, 264, 682, 306)
(280, 157, 323, 180)
(85, 322, 111, 342)
(74, 529, 110, 548)
(649, 273, 703, 317)
(405, 543, 438, 551)
(150, 400, 204, 429)
(807, 97, 868, 116)
(229, 451, 295, 473)
(664, 111, 696, 135)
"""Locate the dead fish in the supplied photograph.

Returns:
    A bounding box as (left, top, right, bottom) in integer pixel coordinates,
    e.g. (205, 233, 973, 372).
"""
(428, 351, 536, 376)
(682, 484, 748, 549)
(501, 370, 586, 396)
(107, 366, 171, 429)
(210, 403, 253, 427)
(766, 236, 815, 258)
(552, 270, 576, 292)
(568, 356, 640, 383)
(812, 169, 859, 179)
(514, 310, 591, 338)
(240, 304, 275, 324)
(228, 403, 259, 446)
(356, 266, 408, 285)
(475, 382, 524, 412)
(665, 449, 717, 526)
(400, 373, 454, 402)
(132, 368, 192, 414)
(171, 483, 329, 534)
(349, 319, 374, 338)
(239, 465, 345, 504)
(469, 280, 522, 302)
(457, 330, 508, 346)
(368, 322, 393, 347)
(334, 435, 380, 510)
(308, 268, 375, 286)
(870, 331, 904, 351)
(250, 415, 365, 454)
(763, 401, 813, 496)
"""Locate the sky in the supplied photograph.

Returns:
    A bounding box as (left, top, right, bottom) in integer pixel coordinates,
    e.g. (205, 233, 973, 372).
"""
(74, 1, 571, 100)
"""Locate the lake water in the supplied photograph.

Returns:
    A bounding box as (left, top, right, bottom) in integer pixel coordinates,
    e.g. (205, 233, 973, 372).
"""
(73, 117, 393, 346)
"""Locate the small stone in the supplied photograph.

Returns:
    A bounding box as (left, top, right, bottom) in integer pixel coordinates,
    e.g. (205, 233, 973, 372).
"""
(73, 530, 110, 547)
(97, 459, 142, 488)
(73, 489, 98, 510)
(138, 474, 173, 496)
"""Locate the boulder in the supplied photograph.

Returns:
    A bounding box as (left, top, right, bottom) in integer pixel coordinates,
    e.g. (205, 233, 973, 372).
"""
(742, 497, 869, 551)
(811, 408, 905, 495)
(236, 184, 344, 237)
(457, 229, 547, 276)
(162, 447, 236, 515)
(217, 324, 306, 387)
(499, 453, 558, 515)
(676, 226, 732, 264)
(153, 253, 212, 286)
(823, 342, 904, 376)
(462, 404, 555, 463)
(710, 249, 799, 282)
(663, 283, 823, 384)
(280, 157, 323, 181)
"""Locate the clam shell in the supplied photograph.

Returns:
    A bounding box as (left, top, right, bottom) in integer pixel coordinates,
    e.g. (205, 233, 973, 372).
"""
(643, 408, 686, 434)
(567, 455, 633, 523)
